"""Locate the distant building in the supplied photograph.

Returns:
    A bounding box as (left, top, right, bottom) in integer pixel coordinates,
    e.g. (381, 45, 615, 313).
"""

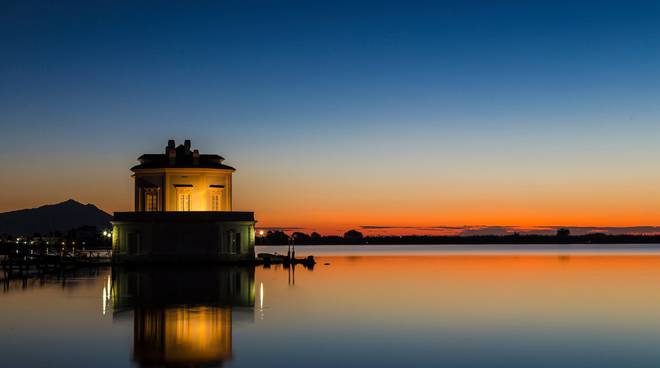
(111, 140, 256, 262)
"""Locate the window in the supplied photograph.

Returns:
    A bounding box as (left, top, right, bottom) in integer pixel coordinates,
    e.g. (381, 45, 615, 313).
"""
(211, 192, 220, 211)
(127, 232, 140, 255)
(144, 189, 159, 211)
(228, 230, 241, 254)
(175, 185, 193, 211)
(178, 192, 191, 211)
(210, 189, 222, 211)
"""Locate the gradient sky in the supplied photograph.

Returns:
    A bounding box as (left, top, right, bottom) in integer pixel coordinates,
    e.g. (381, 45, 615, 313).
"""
(1, 1, 660, 234)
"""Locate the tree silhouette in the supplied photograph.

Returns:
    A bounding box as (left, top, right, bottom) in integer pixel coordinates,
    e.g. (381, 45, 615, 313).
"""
(292, 232, 310, 241)
(265, 230, 289, 244)
(343, 229, 364, 243)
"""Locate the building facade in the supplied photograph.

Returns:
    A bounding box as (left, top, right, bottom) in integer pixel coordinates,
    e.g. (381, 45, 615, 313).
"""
(112, 140, 256, 262)
(133, 140, 234, 212)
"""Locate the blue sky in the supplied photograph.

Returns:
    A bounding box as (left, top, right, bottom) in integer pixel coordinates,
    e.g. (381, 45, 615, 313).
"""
(1, 1, 659, 233)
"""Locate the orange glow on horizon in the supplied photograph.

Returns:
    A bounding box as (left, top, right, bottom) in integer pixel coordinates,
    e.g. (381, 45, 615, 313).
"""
(3, 155, 660, 236)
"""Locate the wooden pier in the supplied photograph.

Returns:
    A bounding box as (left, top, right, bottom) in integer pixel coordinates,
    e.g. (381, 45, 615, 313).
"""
(1, 251, 315, 269)
(0, 251, 112, 273)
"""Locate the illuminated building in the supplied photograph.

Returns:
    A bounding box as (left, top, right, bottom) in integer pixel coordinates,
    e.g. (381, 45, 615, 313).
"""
(111, 140, 256, 262)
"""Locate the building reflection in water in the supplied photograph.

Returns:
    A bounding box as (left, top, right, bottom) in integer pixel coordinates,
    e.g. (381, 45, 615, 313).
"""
(112, 266, 255, 367)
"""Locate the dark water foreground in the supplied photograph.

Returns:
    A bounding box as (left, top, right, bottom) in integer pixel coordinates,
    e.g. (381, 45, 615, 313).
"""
(3, 245, 660, 367)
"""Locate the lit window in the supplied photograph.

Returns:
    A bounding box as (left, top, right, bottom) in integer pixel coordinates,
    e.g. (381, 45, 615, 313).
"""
(174, 185, 193, 211)
(178, 191, 191, 211)
(144, 189, 159, 211)
(210, 189, 222, 211)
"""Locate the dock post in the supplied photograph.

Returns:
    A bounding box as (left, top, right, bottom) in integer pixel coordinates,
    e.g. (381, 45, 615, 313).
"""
(287, 239, 291, 263)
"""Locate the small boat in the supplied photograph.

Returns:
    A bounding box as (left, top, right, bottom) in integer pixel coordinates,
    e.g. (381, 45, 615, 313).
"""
(257, 253, 316, 268)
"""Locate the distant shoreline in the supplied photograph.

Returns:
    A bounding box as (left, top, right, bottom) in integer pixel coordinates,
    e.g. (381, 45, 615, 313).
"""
(257, 234, 660, 246)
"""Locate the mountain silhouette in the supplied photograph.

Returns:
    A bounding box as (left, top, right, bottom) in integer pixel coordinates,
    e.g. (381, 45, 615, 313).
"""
(0, 199, 112, 235)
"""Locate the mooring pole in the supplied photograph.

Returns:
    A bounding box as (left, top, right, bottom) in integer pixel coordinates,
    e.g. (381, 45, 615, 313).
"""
(287, 237, 291, 263)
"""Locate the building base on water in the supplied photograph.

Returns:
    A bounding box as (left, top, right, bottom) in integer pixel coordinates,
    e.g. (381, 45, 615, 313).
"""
(111, 211, 256, 263)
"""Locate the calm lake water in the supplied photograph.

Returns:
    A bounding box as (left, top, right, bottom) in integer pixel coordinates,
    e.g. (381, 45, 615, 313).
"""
(4, 244, 660, 367)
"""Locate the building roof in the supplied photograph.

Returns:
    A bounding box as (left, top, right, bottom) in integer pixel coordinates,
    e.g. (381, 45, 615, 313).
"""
(131, 139, 236, 171)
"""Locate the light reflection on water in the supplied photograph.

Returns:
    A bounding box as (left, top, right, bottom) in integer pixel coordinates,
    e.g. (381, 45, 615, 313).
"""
(111, 266, 254, 367)
(3, 245, 660, 367)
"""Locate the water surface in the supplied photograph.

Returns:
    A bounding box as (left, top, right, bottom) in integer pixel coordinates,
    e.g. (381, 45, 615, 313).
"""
(3, 244, 660, 367)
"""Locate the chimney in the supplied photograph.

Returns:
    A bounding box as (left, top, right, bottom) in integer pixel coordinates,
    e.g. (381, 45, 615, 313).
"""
(168, 144, 176, 165)
(166, 139, 175, 154)
(193, 149, 200, 165)
(184, 140, 191, 154)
